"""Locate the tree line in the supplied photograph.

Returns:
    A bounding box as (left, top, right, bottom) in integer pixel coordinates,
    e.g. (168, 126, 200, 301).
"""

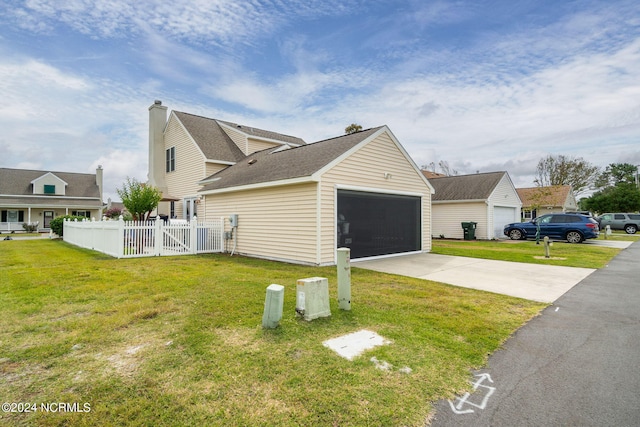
(533, 155, 639, 213)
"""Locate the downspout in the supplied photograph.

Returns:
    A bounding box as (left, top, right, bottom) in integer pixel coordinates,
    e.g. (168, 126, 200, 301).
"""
(231, 226, 238, 256)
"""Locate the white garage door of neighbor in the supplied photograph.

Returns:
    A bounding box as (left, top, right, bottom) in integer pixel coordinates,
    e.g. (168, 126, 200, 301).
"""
(493, 207, 517, 239)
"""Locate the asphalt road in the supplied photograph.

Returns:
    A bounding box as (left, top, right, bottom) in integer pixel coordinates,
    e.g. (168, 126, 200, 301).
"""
(430, 240, 640, 427)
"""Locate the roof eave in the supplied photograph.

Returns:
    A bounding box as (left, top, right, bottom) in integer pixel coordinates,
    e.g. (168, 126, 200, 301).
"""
(433, 199, 488, 204)
(199, 175, 318, 196)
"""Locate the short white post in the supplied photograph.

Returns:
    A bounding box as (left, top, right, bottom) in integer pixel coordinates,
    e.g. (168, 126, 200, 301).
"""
(296, 277, 331, 321)
(605, 225, 611, 240)
(262, 284, 285, 329)
(190, 216, 198, 254)
(155, 218, 163, 256)
(544, 236, 551, 258)
(337, 248, 351, 310)
(117, 215, 125, 258)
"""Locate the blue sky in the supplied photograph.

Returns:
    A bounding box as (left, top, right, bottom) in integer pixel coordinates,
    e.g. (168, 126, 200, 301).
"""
(1, 0, 639, 201)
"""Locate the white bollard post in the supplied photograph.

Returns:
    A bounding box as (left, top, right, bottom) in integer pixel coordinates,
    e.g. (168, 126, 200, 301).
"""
(262, 284, 285, 329)
(337, 248, 351, 310)
(544, 236, 551, 258)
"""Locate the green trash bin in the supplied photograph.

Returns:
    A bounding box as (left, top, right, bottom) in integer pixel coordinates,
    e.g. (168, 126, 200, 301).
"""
(461, 222, 477, 240)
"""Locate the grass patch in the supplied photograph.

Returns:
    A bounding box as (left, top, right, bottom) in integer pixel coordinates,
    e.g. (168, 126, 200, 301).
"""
(596, 231, 640, 242)
(431, 239, 621, 268)
(0, 240, 545, 426)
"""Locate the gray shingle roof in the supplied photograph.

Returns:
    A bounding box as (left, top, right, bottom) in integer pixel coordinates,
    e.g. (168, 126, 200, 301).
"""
(173, 112, 247, 163)
(216, 119, 306, 146)
(0, 168, 101, 199)
(0, 196, 103, 208)
(173, 112, 306, 164)
(199, 127, 384, 192)
(428, 171, 507, 201)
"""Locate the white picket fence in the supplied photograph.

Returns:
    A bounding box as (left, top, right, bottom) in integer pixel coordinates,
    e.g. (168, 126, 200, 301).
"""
(63, 216, 225, 258)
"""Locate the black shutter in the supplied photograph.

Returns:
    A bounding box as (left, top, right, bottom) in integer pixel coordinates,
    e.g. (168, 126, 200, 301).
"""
(19, 211, 24, 222)
(1, 211, 6, 222)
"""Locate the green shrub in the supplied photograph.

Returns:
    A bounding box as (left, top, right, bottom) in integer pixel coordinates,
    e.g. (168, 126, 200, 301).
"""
(49, 215, 86, 237)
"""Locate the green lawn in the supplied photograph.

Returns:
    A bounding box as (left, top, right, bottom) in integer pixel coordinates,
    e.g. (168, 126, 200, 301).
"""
(0, 240, 545, 426)
(431, 238, 625, 268)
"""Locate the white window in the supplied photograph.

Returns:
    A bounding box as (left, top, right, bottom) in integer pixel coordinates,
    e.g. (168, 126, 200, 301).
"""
(166, 147, 175, 172)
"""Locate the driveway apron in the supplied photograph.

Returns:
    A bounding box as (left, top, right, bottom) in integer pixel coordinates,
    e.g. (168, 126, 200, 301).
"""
(430, 240, 640, 427)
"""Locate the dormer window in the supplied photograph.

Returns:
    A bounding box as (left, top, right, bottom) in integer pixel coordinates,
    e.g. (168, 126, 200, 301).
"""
(31, 173, 67, 195)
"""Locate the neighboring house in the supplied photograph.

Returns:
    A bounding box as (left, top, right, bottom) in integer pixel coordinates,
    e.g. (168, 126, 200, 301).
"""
(148, 101, 434, 265)
(0, 167, 104, 232)
(104, 198, 127, 217)
(516, 185, 578, 220)
(426, 171, 521, 240)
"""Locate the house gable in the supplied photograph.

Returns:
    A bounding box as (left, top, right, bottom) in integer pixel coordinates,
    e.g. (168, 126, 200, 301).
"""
(315, 127, 435, 194)
(487, 173, 521, 207)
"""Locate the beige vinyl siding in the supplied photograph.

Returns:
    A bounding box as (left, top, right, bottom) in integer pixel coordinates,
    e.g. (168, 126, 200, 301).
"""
(164, 115, 208, 219)
(203, 183, 319, 264)
(319, 131, 432, 264)
(205, 163, 229, 177)
(220, 126, 248, 155)
(432, 202, 487, 239)
(247, 138, 280, 154)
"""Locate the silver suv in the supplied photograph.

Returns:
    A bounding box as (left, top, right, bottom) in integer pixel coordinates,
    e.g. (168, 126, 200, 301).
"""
(596, 213, 640, 234)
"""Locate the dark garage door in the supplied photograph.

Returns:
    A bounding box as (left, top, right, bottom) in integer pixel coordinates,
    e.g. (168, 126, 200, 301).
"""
(337, 190, 421, 259)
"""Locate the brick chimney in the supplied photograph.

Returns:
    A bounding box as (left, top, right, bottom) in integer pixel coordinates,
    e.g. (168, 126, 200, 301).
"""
(148, 100, 168, 195)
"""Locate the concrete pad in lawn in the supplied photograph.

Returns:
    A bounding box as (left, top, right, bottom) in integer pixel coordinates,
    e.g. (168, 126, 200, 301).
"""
(323, 329, 390, 360)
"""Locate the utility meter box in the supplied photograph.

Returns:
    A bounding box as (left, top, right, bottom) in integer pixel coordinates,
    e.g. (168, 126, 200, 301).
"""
(296, 277, 331, 321)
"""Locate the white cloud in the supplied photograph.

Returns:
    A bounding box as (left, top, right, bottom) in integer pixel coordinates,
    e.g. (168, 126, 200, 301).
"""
(90, 149, 148, 202)
(11, 0, 362, 46)
(2, 0, 639, 197)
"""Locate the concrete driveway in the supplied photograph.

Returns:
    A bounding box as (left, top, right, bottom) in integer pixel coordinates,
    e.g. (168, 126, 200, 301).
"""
(354, 253, 596, 303)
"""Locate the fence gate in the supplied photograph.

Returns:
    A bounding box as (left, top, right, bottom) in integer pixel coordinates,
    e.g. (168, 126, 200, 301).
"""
(162, 222, 192, 255)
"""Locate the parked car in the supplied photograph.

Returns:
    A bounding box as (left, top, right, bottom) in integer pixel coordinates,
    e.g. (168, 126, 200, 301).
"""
(596, 213, 640, 234)
(503, 213, 600, 243)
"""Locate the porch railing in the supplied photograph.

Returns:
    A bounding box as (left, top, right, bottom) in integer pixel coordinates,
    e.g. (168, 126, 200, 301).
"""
(0, 222, 39, 233)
